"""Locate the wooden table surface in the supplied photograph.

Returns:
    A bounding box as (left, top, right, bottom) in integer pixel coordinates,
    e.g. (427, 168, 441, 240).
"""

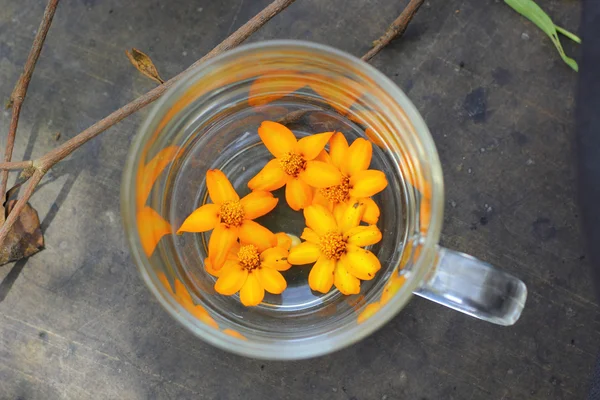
(0, 0, 592, 399)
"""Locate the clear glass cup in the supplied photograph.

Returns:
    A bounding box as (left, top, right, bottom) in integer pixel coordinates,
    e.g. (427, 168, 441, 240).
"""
(121, 40, 527, 360)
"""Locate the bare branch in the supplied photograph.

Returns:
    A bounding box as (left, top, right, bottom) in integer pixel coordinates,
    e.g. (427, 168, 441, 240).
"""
(0, 0, 61, 198)
(361, 0, 424, 62)
(0, 161, 34, 171)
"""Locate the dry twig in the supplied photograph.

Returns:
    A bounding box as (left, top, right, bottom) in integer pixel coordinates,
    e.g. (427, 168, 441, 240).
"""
(362, 0, 424, 62)
(0, 0, 61, 199)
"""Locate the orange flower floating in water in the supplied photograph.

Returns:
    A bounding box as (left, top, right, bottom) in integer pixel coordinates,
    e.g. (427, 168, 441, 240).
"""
(208, 235, 292, 306)
(313, 133, 388, 224)
(288, 203, 382, 295)
(178, 169, 278, 270)
(248, 121, 343, 211)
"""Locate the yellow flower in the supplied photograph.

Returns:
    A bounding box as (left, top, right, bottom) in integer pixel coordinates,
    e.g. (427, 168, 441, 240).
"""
(204, 232, 293, 276)
(177, 169, 278, 270)
(248, 121, 343, 211)
(212, 236, 292, 306)
(287, 203, 382, 295)
(313, 132, 388, 224)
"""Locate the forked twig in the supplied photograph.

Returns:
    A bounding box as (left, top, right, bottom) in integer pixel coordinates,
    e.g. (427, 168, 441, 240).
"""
(0, 0, 61, 198)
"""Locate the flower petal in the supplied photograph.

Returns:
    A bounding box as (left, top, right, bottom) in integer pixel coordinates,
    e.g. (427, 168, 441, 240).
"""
(315, 149, 332, 163)
(362, 197, 380, 224)
(261, 247, 291, 271)
(137, 206, 172, 257)
(381, 275, 407, 305)
(338, 200, 366, 233)
(204, 257, 220, 277)
(288, 241, 321, 265)
(257, 267, 287, 294)
(208, 223, 239, 270)
(248, 159, 289, 191)
(248, 70, 309, 107)
(239, 220, 276, 252)
(308, 257, 335, 293)
(346, 225, 382, 247)
(177, 203, 220, 234)
(304, 204, 338, 236)
(214, 262, 248, 295)
(240, 272, 265, 306)
(329, 132, 349, 170)
(274, 232, 292, 250)
(240, 191, 278, 220)
(343, 138, 372, 176)
(190, 305, 219, 329)
(300, 227, 320, 244)
(333, 203, 346, 226)
(223, 329, 247, 340)
(157, 272, 175, 296)
(174, 279, 194, 308)
(258, 121, 297, 158)
(297, 132, 334, 160)
(349, 170, 388, 198)
(300, 161, 343, 188)
(334, 259, 361, 295)
(285, 177, 313, 211)
(207, 169, 239, 204)
(311, 190, 332, 209)
(357, 302, 381, 324)
(345, 246, 381, 280)
(205, 258, 238, 277)
(137, 146, 180, 208)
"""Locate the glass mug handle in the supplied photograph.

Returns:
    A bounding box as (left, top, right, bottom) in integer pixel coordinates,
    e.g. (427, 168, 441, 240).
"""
(414, 247, 527, 326)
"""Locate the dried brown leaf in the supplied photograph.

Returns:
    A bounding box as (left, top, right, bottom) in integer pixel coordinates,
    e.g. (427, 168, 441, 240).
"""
(0, 200, 44, 266)
(125, 48, 164, 84)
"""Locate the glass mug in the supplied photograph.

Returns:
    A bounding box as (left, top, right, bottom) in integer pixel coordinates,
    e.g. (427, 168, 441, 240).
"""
(122, 40, 527, 360)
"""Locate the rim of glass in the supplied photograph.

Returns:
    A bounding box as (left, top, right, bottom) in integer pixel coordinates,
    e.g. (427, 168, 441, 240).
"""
(121, 40, 444, 360)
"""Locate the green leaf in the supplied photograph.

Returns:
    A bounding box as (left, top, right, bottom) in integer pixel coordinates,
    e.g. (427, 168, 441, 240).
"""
(504, 0, 580, 72)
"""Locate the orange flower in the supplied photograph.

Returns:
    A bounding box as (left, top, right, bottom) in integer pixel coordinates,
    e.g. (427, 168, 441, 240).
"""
(287, 203, 382, 295)
(211, 235, 292, 306)
(248, 121, 343, 211)
(178, 169, 278, 270)
(204, 232, 293, 277)
(312, 132, 388, 224)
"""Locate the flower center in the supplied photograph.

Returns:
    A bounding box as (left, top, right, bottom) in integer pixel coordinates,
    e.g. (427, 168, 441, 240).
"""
(319, 231, 347, 260)
(279, 152, 306, 177)
(237, 244, 261, 271)
(320, 176, 351, 204)
(220, 200, 245, 227)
